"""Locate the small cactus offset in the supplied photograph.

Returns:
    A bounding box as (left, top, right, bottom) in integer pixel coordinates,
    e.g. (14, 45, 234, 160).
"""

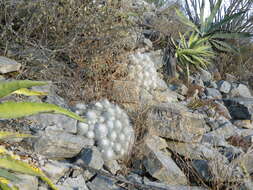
(75, 99, 135, 160)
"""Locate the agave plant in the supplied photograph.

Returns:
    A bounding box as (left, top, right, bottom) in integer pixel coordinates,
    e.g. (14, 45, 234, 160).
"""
(172, 32, 215, 81)
(176, 0, 252, 53)
(0, 79, 86, 190)
(184, 0, 253, 33)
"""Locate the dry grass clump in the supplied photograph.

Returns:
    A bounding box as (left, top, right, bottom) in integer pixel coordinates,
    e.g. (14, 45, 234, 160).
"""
(119, 106, 151, 175)
(139, 1, 187, 49)
(0, 0, 137, 104)
(215, 41, 253, 81)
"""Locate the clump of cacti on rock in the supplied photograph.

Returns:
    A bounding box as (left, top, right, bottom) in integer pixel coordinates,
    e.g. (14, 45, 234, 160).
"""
(75, 99, 135, 160)
(128, 52, 159, 91)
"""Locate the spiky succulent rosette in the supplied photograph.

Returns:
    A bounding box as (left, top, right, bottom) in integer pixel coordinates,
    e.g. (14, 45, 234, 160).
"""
(74, 100, 134, 160)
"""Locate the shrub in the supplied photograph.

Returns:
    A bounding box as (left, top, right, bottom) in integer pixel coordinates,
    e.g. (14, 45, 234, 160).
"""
(0, 0, 135, 104)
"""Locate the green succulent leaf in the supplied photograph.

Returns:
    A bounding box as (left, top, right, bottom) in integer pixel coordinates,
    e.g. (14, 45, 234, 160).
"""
(0, 101, 85, 122)
(210, 32, 252, 39)
(12, 88, 48, 96)
(0, 181, 16, 190)
(0, 169, 21, 183)
(211, 39, 238, 53)
(205, 0, 222, 29)
(209, 10, 247, 33)
(0, 80, 47, 98)
(0, 154, 57, 190)
(175, 8, 200, 34)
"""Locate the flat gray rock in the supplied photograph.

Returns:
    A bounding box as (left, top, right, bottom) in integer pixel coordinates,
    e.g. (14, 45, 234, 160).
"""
(42, 160, 71, 183)
(223, 97, 253, 120)
(87, 175, 123, 190)
(230, 83, 252, 98)
(14, 174, 38, 190)
(166, 141, 226, 160)
(0, 56, 21, 73)
(148, 104, 208, 142)
(144, 178, 208, 190)
(57, 174, 89, 190)
(217, 80, 231, 94)
(75, 146, 104, 169)
(205, 88, 222, 99)
(143, 149, 188, 185)
(32, 127, 94, 159)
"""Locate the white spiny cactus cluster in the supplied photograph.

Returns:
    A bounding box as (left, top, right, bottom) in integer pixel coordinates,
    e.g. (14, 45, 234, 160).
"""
(128, 52, 159, 91)
(74, 100, 134, 160)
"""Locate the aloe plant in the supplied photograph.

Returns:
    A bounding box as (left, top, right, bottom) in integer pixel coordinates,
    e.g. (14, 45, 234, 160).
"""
(172, 32, 215, 81)
(0, 79, 86, 190)
(176, 0, 252, 53)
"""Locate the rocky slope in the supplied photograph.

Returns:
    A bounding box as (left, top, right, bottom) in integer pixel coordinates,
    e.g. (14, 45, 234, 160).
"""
(1, 0, 253, 190)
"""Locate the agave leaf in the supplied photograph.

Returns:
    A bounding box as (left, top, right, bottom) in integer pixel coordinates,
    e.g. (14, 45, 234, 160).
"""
(0, 154, 57, 190)
(191, 55, 209, 68)
(175, 8, 201, 34)
(0, 169, 21, 183)
(179, 32, 187, 48)
(181, 54, 195, 65)
(194, 36, 210, 46)
(0, 181, 14, 190)
(210, 32, 252, 39)
(0, 80, 47, 98)
(199, 0, 206, 33)
(179, 49, 209, 55)
(205, 0, 222, 29)
(0, 176, 19, 190)
(211, 39, 238, 53)
(12, 88, 48, 96)
(0, 102, 85, 122)
(210, 10, 247, 33)
(0, 132, 33, 141)
(188, 33, 200, 48)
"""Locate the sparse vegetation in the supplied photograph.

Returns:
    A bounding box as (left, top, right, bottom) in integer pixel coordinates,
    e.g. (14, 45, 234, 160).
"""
(0, 0, 253, 189)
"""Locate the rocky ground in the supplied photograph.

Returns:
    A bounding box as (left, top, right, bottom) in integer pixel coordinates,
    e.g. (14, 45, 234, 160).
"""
(1, 0, 253, 190)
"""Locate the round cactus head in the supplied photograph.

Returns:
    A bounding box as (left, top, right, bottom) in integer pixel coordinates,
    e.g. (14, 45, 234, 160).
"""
(75, 99, 134, 160)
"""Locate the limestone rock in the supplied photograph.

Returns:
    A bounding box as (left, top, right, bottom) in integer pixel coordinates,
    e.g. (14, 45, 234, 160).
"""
(0, 56, 21, 73)
(104, 160, 121, 175)
(166, 141, 226, 160)
(143, 135, 168, 152)
(87, 175, 123, 190)
(42, 160, 71, 183)
(223, 97, 253, 120)
(144, 178, 208, 190)
(14, 174, 38, 190)
(199, 68, 212, 82)
(143, 149, 188, 185)
(230, 83, 252, 98)
(217, 80, 231, 94)
(147, 104, 207, 142)
(233, 120, 253, 129)
(205, 88, 222, 99)
(75, 146, 104, 171)
(32, 127, 94, 159)
(57, 174, 89, 190)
